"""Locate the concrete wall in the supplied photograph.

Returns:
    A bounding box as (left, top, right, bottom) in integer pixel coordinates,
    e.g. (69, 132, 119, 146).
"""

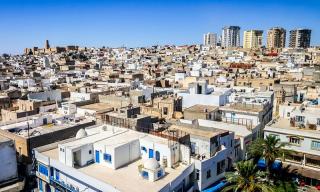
(28, 90, 62, 102)
(0, 138, 18, 183)
(178, 93, 225, 109)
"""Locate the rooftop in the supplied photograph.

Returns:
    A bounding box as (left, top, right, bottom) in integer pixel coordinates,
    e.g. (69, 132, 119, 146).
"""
(78, 102, 114, 113)
(169, 124, 226, 139)
(266, 118, 320, 139)
(39, 125, 189, 192)
(184, 104, 218, 113)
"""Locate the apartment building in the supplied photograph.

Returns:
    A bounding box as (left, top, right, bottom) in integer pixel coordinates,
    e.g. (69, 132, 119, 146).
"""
(221, 26, 241, 48)
(267, 27, 286, 49)
(289, 29, 312, 48)
(264, 102, 320, 186)
(203, 32, 217, 47)
(243, 30, 263, 49)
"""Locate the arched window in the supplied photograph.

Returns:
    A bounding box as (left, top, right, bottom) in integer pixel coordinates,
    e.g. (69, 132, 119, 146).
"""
(155, 151, 160, 161)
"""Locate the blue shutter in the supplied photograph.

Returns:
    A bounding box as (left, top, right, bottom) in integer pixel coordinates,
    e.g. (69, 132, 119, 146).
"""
(39, 164, 48, 176)
(95, 150, 100, 163)
(149, 149, 154, 158)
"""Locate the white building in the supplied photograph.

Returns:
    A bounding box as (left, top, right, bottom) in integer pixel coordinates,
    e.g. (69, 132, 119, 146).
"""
(177, 82, 231, 108)
(34, 125, 194, 192)
(221, 26, 241, 48)
(203, 33, 217, 47)
(264, 102, 320, 186)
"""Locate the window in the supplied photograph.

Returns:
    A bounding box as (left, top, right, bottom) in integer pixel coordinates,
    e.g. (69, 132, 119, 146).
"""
(142, 171, 149, 179)
(50, 167, 54, 177)
(38, 164, 48, 176)
(163, 107, 168, 115)
(317, 119, 320, 126)
(89, 150, 92, 154)
(104, 153, 112, 163)
(157, 170, 162, 178)
(287, 112, 290, 117)
(206, 170, 211, 179)
(196, 169, 200, 180)
(155, 151, 160, 161)
(295, 116, 305, 123)
(217, 160, 225, 175)
(311, 141, 320, 151)
(289, 137, 301, 145)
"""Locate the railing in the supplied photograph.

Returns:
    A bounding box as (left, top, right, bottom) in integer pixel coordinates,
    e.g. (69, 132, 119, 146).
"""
(221, 117, 253, 130)
(50, 176, 79, 192)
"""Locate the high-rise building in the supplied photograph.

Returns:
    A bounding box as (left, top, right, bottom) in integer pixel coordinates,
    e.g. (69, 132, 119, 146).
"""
(267, 27, 286, 49)
(289, 29, 311, 48)
(243, 30, 263, 49)
(45, 40, 50, 49)
(221, 26, 240, 48)
(203, 32, 217, 46)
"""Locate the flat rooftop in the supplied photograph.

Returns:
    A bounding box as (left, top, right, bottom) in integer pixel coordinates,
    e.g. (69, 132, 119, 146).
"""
(79, 159, 187, 192)
(169, 124, 226, 139)
(184, 104, 218, 113)
(40, 126, 189, 192)
(179, 119, 252, 137)
(78, 103, 114, 113)
(266, 118, 320, 139)
(0, 114, 94, 138)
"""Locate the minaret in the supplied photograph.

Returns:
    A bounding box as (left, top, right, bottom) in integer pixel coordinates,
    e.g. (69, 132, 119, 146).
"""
(45, 40, 50, 49)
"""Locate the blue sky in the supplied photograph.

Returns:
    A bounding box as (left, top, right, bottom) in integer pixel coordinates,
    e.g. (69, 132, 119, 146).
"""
(1, 0, 319, 54)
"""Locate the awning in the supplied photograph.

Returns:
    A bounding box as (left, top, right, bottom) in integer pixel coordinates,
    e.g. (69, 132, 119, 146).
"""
(257, 159, 282, 170)
(202, 180, 228, 192)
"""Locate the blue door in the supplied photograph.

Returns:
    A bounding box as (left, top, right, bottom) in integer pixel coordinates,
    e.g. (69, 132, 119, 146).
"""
(155, 151, 160, 161)
(39, 179, 43, 192)
(149, 149, 154, 158)
(95, 150, 100, 163)
(55, 170, 60, 180)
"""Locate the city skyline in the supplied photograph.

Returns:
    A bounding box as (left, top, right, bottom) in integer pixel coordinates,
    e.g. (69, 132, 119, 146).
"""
(1, 0, 320, 54)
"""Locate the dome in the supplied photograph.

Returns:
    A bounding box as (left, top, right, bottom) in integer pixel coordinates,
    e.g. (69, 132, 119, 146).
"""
(144, 158, 160, 170)
(76, 129, 87, 139)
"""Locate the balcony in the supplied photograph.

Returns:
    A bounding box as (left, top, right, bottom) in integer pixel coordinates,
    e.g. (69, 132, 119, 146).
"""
(49, 176, 79, 192)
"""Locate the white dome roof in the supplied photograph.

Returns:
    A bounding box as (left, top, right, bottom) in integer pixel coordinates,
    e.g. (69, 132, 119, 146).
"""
(144, 158, 160, 170)
(76, 129, 87, 139)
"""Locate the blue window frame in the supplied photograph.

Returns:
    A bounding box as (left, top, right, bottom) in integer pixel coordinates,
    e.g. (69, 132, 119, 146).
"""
(95, 150, 100, 163)
(311, 141, 320, 150)
(104, 153, 112, 163)
(55, 170, 60, 180)
(39, 179, 43, 191)
(39, 164, 48, 176)
(142, 171, 149, 179)
(155, 151, 160, 161)
(149, 149, 154, 158)
(157, 170, 162, 178)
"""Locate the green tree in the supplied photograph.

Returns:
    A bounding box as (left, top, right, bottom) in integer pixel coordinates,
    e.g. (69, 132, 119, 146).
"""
(223, 160, 273, 192)
(249, 135, 289, 173)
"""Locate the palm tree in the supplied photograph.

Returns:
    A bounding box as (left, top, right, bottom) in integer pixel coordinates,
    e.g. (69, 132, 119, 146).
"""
(223, 160, 273, 192)
(249, 135, 289, 174)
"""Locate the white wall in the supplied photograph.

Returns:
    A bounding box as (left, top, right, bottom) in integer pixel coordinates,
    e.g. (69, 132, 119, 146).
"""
(140, 137, 180, 168)
(178, 93, 226, 108)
